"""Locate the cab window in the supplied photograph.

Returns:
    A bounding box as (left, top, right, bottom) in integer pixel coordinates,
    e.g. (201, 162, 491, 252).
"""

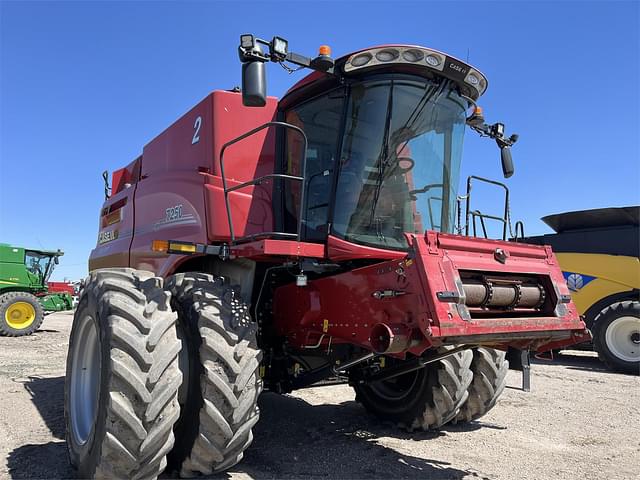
(283, 91, 344, 241)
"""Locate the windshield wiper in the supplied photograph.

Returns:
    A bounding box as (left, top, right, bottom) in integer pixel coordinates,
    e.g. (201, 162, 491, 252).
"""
(369, 82, 395, 229)
(367, 81, 445, 232)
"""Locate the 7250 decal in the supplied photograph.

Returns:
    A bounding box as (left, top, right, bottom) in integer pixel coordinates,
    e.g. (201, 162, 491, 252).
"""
(165, 204, 183, 222)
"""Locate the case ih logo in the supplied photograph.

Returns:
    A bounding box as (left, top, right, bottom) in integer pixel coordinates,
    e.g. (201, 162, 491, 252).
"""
(98, 229, 119, 245)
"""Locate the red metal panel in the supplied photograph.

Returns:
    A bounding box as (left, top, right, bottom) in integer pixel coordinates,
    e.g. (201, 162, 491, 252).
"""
(408, 232, 582, 338)
(142, 95, 213, 177)
(230, 239, 325, 260)
(437, 233, 549, 259)
(89, 184, 137, 271)
(205, 91, 278, 241)
(272, 232, 587, 356)
(326, 235, 406, 261)
(273, 255, 432, 355)
(92, 89, 282, 274)
(111, 157, 141, 195)
(129, 170, 208, 276)
(210, 91, 277, 178)
(204, 174, 274, 241)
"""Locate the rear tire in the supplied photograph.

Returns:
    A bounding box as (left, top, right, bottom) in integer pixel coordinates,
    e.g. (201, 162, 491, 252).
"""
(592, 301, 640, 374)
(453, 348, 508, 423)
(0, 291, 45, 336)
(167, 273, 262, 476)
(64, 268, 182, 479)
(353, 348, 473, 431)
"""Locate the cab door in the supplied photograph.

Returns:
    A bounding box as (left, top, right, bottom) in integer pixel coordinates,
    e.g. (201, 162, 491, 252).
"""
(279, 89, 345, 242)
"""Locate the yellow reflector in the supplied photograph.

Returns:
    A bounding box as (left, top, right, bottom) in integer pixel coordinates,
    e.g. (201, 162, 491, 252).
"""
(104, 210, 122, 226)
(151, 240, 169, 252)
(169, 242, 197, 253)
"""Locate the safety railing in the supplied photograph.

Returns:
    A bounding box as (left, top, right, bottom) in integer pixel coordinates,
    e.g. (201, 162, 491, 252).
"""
(457, 175, 524, 242)
(219, 121, 308, 244)
(464, 176, 509, 240)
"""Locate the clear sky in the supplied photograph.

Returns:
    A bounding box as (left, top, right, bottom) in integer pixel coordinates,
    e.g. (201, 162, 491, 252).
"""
(1, 0, 638, 281)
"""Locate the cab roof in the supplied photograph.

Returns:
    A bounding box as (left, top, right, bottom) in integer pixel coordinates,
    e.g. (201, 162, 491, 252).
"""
(282, 43, 488, 102)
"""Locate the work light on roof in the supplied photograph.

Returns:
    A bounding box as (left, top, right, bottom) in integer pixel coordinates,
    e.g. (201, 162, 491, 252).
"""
(240, 34, 255, 49)
(376, 48, 399, 62)
(351, 52, 373, 67)
(271, 36, 288, 60)
(402, 49, 424, 62)
(343, 46, 487, 98)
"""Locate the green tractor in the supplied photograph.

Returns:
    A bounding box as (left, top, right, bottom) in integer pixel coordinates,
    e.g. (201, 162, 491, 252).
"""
(0, 243, 73, 336)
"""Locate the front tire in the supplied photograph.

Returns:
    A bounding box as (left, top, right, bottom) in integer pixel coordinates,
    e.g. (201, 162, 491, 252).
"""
(167, 273, 262, 476)
(592, 301, 640, 374)
(353, 348, 473, 431)
(0, 291, 45, 336)
(64, 268, 182, 479)
(453, 348, 508, 423)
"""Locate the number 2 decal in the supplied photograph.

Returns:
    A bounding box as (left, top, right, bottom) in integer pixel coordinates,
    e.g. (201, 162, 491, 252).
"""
(192, 116, 202, 145)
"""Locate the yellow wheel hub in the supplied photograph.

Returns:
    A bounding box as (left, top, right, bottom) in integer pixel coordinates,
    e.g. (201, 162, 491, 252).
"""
(5, 301, 36, 330)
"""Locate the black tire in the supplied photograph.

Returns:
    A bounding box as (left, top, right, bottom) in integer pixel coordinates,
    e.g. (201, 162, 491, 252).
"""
(592, 301, 640, 374)
(64, 268, 182, 479)
(166, 273, 262, 476)
(0, 291, 45, 336)
(353, 348, 473, 431)
(453, 348, 508, 423)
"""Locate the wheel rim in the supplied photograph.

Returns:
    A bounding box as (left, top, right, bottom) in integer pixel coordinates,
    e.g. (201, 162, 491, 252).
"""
(5, 301, 36, 329)
(605, 315, 640, 363)
(369, 370, 420, 401)
(69, 313, 101, 446)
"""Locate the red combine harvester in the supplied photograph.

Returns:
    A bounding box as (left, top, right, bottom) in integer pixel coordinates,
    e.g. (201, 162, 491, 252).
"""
(65, 35, 589, 478)
(47, 281, 75, 296)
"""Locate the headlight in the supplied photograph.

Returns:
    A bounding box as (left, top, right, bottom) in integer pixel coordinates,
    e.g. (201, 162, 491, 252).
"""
(375, 49, 400, 62)
(402, 49, 424, 62)
(351, 52, 373, 67)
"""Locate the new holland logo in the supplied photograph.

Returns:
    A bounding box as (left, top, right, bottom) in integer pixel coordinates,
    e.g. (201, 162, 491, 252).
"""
(563, 272, 596, 292)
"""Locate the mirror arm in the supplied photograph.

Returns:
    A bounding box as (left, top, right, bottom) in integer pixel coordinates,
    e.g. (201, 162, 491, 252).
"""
(239, 35, 338, 76)
(467, 120, 518, 179)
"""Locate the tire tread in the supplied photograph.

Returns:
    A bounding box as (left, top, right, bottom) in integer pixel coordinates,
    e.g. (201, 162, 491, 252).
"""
(167, 273, 262, 476)
(66, 268, 181, 479)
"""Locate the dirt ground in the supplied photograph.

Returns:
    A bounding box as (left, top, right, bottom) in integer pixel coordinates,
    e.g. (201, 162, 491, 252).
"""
(0, 312, 638, 480)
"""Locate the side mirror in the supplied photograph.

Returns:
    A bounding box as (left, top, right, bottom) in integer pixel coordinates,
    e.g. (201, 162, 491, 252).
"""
(242, 60, 267, 107)
(501, 146, 514, 178)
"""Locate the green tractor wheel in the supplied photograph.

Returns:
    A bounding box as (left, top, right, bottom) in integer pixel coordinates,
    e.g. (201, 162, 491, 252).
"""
(0, 291, 45, 337)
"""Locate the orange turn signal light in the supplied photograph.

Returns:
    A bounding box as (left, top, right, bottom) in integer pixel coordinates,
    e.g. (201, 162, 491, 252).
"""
(318, 45, 331, 56)
(151, 240, 169, 252)
(474, 105, 483, 116)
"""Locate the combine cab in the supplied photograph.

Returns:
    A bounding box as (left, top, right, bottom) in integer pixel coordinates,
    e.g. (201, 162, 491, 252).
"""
(65, 36, 588, 478)
(0, 243, 71, 336)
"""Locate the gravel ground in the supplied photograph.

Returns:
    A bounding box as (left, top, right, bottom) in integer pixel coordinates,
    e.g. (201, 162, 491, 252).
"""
(0, 311, 638, 480)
